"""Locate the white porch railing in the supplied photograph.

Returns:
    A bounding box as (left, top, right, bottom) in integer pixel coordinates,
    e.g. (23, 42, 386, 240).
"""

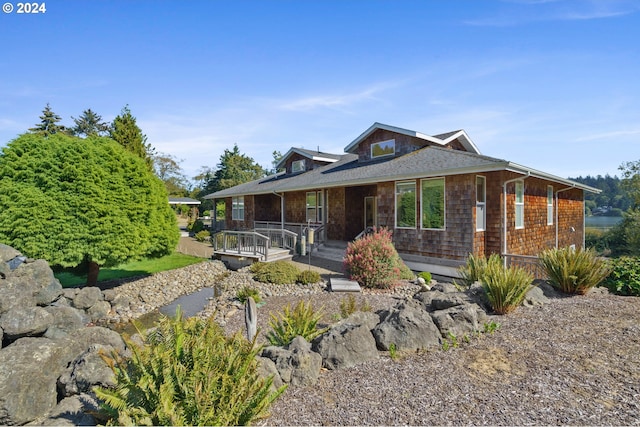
(254, 228, 298, 251)
(212, 230, 270, 260)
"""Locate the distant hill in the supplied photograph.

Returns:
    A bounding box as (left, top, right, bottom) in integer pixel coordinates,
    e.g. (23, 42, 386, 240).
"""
(569, 175, 631, 216)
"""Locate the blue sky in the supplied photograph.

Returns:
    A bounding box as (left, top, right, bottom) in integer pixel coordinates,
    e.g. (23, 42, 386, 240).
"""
(1, 0, 639, 182)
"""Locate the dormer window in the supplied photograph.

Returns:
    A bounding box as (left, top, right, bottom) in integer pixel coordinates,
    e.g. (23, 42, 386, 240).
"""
(292, 159, 306, 173)
(371, 139, 395, 159)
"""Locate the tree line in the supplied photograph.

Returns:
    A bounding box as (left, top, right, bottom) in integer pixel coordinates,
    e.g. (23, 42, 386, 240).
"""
(569, 174, 633, 216)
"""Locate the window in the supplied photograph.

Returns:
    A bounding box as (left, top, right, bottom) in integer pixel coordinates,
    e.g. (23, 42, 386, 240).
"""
(421, 178, 445, 229)
(371, 139, 395, 159)
(232, 196, 244, 220)
(515, 181, 524, 229)
(547, 185, 554, 225)
(476, 176, 486, 231)
(292, 159, 305, 173)
(306, 191, 323, 222)
(395, 181, 416, 228)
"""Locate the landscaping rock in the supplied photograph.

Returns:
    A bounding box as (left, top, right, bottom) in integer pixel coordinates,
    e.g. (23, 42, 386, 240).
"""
(372, 300, 442, 351)
(72, 287, 103, 310)
(256, 355, 284, 392)
(29, 394, 100, 426)
(10, 259, 63, 306)
(429, 303, 483, 337)
(312, 311, 380, 370)
(0, 243, 21, 263)
(0, 306, 54, 340)
(43, 306, 89, 339)
(87, 300, 112, 321)
(58, 344, 117, 397)
(261, 336, 322, 386)
(523, 285, 548, 307)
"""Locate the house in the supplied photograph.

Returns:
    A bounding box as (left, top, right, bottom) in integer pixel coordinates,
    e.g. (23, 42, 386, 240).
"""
(204, 122, 599, 277)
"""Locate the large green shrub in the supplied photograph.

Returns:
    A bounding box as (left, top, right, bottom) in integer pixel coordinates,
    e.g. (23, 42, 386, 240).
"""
(94, 308, 285, 426)
(343, 227, 402, 289)
(602, 256, 640, 296)
(250, 261, 300, 284)
(480, 254, 534, 315)
(0, 133, 179, 286)
(266, 301, 326, 346)
(539, 247, 611, 295)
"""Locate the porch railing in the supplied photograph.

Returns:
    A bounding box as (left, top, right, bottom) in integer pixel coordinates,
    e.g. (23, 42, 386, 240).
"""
(503, 253, 546, 280)
(254, 228, 297, 251)
(212, 230, 270, 260)
(254, 221, 325, 246)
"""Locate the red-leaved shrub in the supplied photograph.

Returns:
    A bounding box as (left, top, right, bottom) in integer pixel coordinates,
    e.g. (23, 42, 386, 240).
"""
(343, 227, 402, 289)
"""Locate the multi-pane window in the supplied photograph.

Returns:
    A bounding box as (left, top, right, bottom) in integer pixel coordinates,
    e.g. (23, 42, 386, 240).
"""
(547, 185, 554, 225)
(306, 191, 323, 222)
(232, 196, 244, 220)
(395, 181, 416, 228)
(515, 181, 524, 229)
(421, 178, 445, 230)
(476, 176, 486, 231)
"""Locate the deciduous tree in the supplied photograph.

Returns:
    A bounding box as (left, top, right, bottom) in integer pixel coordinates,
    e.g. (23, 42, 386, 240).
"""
(0, 133, 179, 286)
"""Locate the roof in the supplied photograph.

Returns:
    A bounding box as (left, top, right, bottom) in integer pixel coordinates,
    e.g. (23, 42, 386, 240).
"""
(204, 144, 600, 199)
(168, 197, 201, 205)
(275, 147, 342, 169)
(344, 122, 481, 155)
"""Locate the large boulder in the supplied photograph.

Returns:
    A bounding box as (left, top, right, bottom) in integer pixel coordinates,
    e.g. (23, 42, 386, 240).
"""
(261, 336, 322, 386)
(10, 259, 63, 306)
(58, 344, 117, 397)
(0, 306, 54, 341)
(43, 306, 90, 340)
(312, 311, 380, 370)
(0, 327, 124, 425)
(372, 300, 442, 352)
(429, 303, 486, 337)
(255, 356, 284, 393)
(28, 394, 101, 426)
(72, 287, 103, 310)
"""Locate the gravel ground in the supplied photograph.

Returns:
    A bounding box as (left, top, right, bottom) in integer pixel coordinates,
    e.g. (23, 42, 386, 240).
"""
(113, 237, 640, 425)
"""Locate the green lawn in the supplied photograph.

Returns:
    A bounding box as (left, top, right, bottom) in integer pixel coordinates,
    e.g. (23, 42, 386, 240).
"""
(55, 252, 206, 287)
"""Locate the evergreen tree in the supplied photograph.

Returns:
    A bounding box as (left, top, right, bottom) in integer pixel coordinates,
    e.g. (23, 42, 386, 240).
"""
(0, 133, 179, 286)
(71, 108, 109, 137)
(204, 144, 266, 194)
(28, 103, 66, 137)
(109, 105, 154, 168)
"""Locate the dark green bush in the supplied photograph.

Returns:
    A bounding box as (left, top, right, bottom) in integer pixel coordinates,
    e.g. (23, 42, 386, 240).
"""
(187, 219, 204, 233)
(266, 301, 326, 346)
(539, 247, 611, 294)
(602, 256, 640, 296)
(251, 261, 300, 284)
(296, 269, 321, 285)
(481, 254, 534, 314)
(94, 308, 285, 426)
(194, 230, 210, 242)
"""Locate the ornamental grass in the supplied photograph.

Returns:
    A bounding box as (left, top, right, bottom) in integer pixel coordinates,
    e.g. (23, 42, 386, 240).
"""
(539, 247, 611, 295)
(480, 254, 534, 315)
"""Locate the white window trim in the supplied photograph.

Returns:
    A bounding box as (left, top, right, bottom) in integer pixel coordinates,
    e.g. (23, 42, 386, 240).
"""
(306, 190, 323, 223)
(232, 196, 244, 221)
(547, 185, 554, 225)
(476, 176, 486, 232)
(515, 181, 524, 229)
(420, 177, 446, 230)
(371, 139, 395, 159)
(395, 180, 416, 229)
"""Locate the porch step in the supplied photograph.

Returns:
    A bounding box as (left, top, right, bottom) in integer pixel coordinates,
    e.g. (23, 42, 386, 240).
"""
(266, 248, 294, 263)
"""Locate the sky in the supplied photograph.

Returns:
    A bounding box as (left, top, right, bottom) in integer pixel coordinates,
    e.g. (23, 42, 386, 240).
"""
(1, 0, 639, 184)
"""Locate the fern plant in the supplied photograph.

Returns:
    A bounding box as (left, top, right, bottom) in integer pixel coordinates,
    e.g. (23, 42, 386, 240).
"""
(266, 301, 326, 346)
(94, 307, 285, 426)
(539, 247, 611, 294)
(481, 254, 534, 315)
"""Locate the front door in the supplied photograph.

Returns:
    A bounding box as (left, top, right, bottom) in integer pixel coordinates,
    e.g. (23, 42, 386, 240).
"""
(364, 196, 376, 230)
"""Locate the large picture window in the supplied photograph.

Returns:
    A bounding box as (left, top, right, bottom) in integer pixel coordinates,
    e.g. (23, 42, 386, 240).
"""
(515, 181, 524, 229)
(395, 181, 416, 228)
(476, 176, 486, 231)
(421, 178, 445, 230)
(371, 139, 395, 159)
(547, 185, 554, 225)
(232, 196, 244, 220)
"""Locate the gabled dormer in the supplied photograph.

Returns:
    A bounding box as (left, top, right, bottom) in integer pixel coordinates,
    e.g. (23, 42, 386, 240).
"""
(275, 147, 342, 174)
(344, 122, 480, 163)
